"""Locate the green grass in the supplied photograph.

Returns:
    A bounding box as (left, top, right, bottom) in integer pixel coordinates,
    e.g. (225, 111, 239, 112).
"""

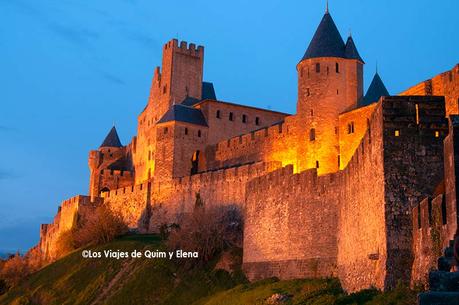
(0, 235, 418, 305)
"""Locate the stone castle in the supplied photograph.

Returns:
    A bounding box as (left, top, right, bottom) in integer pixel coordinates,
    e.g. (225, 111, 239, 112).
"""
(34, 9, 459, 292)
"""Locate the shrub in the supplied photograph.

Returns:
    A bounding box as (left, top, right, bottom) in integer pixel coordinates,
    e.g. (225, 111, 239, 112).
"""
(75, 204, 128, 247)
(0, 254, 30, 289)
(167, 204, 243, 267)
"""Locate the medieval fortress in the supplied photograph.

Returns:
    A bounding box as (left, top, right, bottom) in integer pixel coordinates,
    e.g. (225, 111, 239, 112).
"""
(34, 10, 459, 292)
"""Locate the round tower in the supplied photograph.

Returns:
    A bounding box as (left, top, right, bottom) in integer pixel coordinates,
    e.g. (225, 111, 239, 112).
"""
(296, 9, 364, 174)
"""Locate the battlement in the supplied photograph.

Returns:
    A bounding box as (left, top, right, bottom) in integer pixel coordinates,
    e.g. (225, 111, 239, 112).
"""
(164, 39, 204, 58)
(381, 96, 448, 137)
(100, 168, 133, 179)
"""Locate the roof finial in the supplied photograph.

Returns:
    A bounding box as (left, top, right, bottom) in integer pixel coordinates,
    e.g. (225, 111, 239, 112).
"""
(326, 0, 329, 13)
(113, 120, 115, 127)
(349, 28, 352, 38)
(376, 61, 379, 74)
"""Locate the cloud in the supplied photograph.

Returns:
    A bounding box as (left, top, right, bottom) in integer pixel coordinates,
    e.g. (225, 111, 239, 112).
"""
(0, 170, 17, 180)
(101, 72, 126, 86)
(3, 0, 100, 48)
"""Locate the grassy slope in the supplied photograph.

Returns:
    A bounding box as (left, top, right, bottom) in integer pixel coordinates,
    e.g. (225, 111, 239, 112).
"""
(0, 235, 417, 305)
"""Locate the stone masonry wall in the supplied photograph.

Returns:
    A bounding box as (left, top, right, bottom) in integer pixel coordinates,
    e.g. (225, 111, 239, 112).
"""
(382, 96, 448, 288)
(39, 196, 102, 261)
(400, 64, 459, 115)
(244, 102, 388, 291)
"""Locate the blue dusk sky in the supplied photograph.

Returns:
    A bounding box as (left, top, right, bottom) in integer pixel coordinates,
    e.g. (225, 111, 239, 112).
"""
(0, 0, 458, 252)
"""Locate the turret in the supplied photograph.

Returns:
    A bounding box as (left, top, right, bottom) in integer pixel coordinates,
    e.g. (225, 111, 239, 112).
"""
(296, 8, 364, 174)
(359, 71, 389, 107)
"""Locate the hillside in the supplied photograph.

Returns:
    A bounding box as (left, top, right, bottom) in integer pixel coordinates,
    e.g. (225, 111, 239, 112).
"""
(0, 235, 417, 305)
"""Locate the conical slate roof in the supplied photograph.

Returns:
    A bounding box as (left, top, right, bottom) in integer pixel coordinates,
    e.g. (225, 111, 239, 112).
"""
(100, 126, 122, 148)
(359, 72, 390, 107)
(344, 36, 364, 63)
(302, 12, 346, 60)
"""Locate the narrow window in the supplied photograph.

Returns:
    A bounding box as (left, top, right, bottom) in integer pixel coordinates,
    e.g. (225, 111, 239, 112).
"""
(307, 88, 310, 96)
(441, 196, 447, 225)
(163, 85, 167, 94)
(337, 89, 339, 95)
(316, 63, 320, 73)
(428, 200, 433, 226)
(185, 127, 188, 135)
(310, 109, 314, 116)
(395, 130, 400, 137)
(164, 127, 168, 134)
(216, 110, 221, 119)
(242, 114, 247, 123)
(255, 117, 260, 126)
(336, 62, 339, 73)
(417, 204, 421, 229)
(351, 122, 355, 133)
(435, 131, 440, 138)
(316, 160, 320, 168)
(198, 130, 201, 137)
(338, 155, 341, 167)
(415, 104, 420, 124)
(309, 128, 316, 141)
(229, 112, 234, 121)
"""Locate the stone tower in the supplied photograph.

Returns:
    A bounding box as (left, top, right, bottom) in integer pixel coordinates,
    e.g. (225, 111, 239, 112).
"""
(296, 9, 364, 174)
(88, 126, 133, 199)
(148, 39, 204, 123)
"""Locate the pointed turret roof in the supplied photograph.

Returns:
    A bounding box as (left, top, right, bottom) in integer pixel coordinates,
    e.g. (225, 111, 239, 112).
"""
(302, 12, 346, 60)
(345, 36, 364, 63)
(158, 104, 208, 127)
(359, 72, 390, 107)
(100, 126, 122, 148)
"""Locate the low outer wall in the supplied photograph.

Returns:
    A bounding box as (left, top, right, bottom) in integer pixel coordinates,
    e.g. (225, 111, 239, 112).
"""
(39, 196, 102, 261)
(243, 166, 340, 281)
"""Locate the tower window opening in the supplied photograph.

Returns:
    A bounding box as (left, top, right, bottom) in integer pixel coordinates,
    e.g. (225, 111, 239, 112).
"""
(337, 89, 339, 95)
(441, 196, 447, 225)
(395, 130, 400, 137)
(255, 117, 260, 126)
(316, 63, 320, 73)
(310, 109, 314, 116)
(164, 127, 168, 134)
(163, 85, 167, 94)
(309, 128, 316, 141)
(198, 130, 202, 137)
(336, 62, 340, 73)
(242, 114, 247, 123)
(316, 160, 319, 168)
(229, 112, 234, 121)
(216, 110, 221, 119)
(185, 127, 188, 135)
(415, 104, 420, 124)
(307, 88, 310, 96)
(435, 131, 440, 138)
(338, 155, 341, 167)
(347, 122, 355, 134)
